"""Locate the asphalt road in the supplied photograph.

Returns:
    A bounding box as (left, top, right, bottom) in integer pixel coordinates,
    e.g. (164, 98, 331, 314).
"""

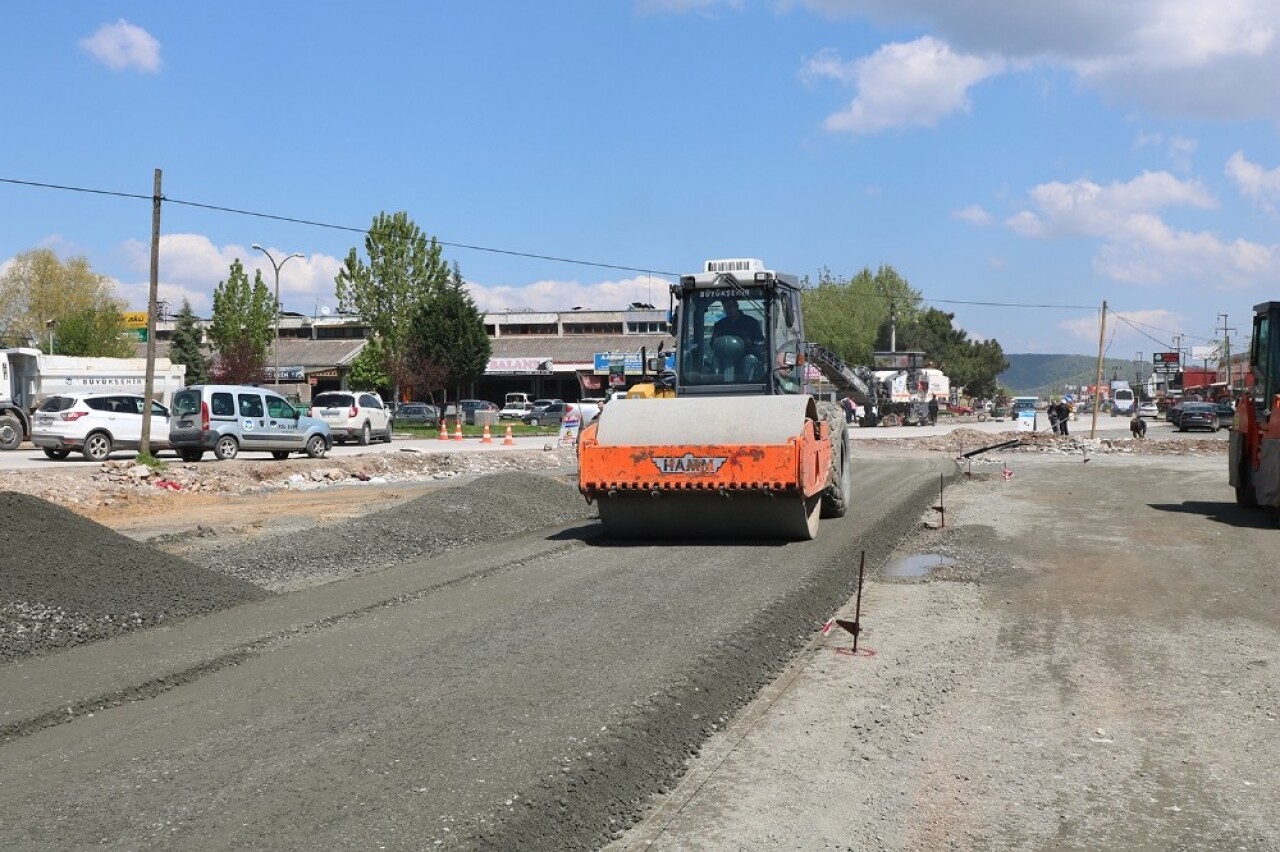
(0, 455, 953, 850)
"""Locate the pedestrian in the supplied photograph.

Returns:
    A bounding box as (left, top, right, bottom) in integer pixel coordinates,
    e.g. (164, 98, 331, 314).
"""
(1048, 400, 1061, 434)
(1056, 399, 1071, 436)
(841, 396, 855, 424)
(927, 395, 939, 426)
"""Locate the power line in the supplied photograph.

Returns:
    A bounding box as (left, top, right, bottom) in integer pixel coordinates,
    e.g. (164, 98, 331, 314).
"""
(0, 176, 679, 277)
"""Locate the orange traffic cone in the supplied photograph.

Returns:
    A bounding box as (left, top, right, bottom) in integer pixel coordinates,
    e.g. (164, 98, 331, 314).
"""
(481, 423, 493, 444)
(438, 419, 449, 441)
(503, 424, 515, 446)
(453, 419, 464, 441)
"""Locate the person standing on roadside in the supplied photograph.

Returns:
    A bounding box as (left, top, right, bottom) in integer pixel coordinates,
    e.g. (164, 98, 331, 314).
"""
(1048, 399, 1061, 434)
(928, 395, 939, 426)
(841, 396, 855, 424)
(1056, 398, 1071, 436)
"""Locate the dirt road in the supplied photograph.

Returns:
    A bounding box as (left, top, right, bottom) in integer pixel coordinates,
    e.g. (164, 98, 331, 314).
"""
(613, 447, 1279, 851)
(3, 432, 1275, 850)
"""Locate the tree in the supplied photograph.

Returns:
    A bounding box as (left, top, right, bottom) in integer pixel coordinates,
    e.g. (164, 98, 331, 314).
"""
(208, 259, 275, 384)
(800, 265, 921, 366)
(0, 248, 130, 352)
(167, 299, 211, 385)
(334, 211, 453, 400)
(408, 263, 490, 403)
(347, 338, 390, 394)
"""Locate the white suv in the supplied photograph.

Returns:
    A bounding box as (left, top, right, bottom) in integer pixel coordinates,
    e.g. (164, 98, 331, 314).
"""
(31, 393, 171, 461)
(310, 391, 393, 445)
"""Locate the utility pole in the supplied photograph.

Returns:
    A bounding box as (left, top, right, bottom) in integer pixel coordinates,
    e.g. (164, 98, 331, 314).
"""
(1218, 313, 1235, 395)
(1090, 300, 1106, 439)
(140, 168, 162, 458)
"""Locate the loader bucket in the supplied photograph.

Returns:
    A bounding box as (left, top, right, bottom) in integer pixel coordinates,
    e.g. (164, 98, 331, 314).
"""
(578, 396, 831, 541)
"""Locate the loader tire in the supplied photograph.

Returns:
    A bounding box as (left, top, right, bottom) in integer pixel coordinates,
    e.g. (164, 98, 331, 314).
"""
(817, 402, 850, 519)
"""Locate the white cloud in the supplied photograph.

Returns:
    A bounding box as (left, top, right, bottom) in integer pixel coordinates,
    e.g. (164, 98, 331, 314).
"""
(1007, 171, 1278, 289)
(115, 235, 342, 315)
(467, 275, 674, 314)
(1059, 307, 1182, 346)
(79, 20, 162, 73)
(952, 204, 992, 226)
(788, 0, 1280, 120)
(1226, 151, 1280, 211)
(807, 37, 1004, 134)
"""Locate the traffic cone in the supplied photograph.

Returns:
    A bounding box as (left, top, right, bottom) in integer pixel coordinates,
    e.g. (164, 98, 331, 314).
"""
(453, 419, 464, 441)
(481, 423, 493, 444)
(503, 424, 515, 445)
(438, 420, 449, 441)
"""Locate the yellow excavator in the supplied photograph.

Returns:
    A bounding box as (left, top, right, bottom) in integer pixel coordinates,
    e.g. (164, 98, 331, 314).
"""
(578, 258, 870, 540)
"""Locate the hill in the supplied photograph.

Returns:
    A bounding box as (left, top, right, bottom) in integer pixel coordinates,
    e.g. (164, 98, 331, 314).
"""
(998, 354, 1143, 399)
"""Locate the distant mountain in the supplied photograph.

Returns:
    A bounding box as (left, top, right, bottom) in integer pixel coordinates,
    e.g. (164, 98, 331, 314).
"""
(998, 354, 1145, 398)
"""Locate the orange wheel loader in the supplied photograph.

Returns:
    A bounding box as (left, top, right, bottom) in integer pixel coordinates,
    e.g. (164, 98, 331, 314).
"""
(1230, 300, 1280, 521)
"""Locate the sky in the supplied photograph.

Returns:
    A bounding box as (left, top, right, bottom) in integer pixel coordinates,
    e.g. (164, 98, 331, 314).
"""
(2, 1, 1278, 362)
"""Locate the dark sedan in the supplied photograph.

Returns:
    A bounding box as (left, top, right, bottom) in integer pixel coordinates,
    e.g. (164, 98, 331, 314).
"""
(1177, 402, 1220, 433)
(521, 402, 567, 427)
(1213, 401, 1235, 429)
(392, 403, 440, 427)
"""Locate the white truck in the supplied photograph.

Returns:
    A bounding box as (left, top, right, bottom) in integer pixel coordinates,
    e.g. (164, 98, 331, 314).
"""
(1110, 380, 1136, 417)
(0, 348, 186, 450)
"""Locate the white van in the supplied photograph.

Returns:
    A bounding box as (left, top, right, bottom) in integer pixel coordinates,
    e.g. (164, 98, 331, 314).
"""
(168, 385, 332, 461)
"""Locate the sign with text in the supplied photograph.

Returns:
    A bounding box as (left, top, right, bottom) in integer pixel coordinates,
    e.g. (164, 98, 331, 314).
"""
(122, 311, 149, 329)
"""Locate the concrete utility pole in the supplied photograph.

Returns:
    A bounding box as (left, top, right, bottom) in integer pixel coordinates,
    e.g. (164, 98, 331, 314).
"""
(141, 168, 162, 457)
(1090, 300, 1106, 439)
(252, 244, 305, 386)
(1218, 313, 1235, 393)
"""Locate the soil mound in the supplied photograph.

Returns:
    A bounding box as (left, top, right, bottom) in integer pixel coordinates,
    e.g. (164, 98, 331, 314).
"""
(191, 470, 597, 590)
(0, 491, 271, 664)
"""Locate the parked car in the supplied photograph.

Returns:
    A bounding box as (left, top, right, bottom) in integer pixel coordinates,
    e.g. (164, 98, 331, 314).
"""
(168, 385, 332, 461)
(445, 399, 500, 425)
(1176, 402, 1220, 433)
(949, 404, 975, 416)
(1136, 401, 1159, 419)
(530, 398, 563, 412)
(310, 390, 393, 445)
(392, 402, 439, 427)
(30, 393, 171, 461)
(499, 401, 533, 420)
(522, 402, 568, 426)
(1213, 400, 1235, 428)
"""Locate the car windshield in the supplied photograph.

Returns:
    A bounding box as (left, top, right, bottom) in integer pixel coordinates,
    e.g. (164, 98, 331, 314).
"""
(172, 390, 201, 416)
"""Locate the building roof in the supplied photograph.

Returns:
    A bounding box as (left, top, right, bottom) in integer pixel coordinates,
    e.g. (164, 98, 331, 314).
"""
(135, 339, 367, 370)
(489, 334, 667, 366)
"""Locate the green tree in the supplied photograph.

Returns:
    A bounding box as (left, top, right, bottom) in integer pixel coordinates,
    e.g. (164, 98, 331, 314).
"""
(409, 263, 490, 403)
(51, 307, 133, 357)
(0, 248, 129, 351)
(208, 259, 275, 384)
(800, 265, 921, 366)
(334, 211, 452, 399)
(347, 338, 391, 393)
(167, 299, 211, 384)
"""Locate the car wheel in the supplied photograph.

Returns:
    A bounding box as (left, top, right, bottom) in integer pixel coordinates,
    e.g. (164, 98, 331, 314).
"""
(0, 415, 22, 451)
(179, 449, 203, 462)
(43, 448, 71, 460)
(384, 424, 394, 443)
(529, 417, 539, 427)
(271, 451, 290, 460)
(358, 422, 371, 446)
(83, 432, 113, 461)
(214, 435, 239, 460)
(1179, 425, 1187, 433)
(305, 434, 327, 459)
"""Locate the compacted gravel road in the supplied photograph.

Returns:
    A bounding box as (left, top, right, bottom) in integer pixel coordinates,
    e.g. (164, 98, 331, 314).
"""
(3, 431, 1275, 851)
(0, 453, 949, 850)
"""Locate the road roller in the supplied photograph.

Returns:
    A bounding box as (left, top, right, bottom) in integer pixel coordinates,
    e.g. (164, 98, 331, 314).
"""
(577, 259, 850, 540)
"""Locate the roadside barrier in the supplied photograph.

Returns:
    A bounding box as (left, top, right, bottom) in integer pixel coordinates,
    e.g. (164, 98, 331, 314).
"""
(503, 424, 515, 445)
(481, 423, 493, 443)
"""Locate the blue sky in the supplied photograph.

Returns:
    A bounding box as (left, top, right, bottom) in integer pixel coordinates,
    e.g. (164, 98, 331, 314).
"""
(2, 1, 1278, 360)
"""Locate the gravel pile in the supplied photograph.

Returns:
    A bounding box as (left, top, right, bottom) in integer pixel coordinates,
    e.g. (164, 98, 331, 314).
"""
(184, 470, 597, 591)
(0, 491, 271, 664)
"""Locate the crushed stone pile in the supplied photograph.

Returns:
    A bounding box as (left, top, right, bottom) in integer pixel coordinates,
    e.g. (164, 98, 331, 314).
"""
(0, 491, 271, 664)
(186, 470, 597, 592)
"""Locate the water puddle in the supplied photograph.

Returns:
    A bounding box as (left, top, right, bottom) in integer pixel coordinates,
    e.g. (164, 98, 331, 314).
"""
(883, 553, 955, 578)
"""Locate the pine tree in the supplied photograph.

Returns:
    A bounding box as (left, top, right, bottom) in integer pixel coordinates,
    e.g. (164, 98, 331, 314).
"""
(168, 299, 210, 384)
(208, 259, 275, 384)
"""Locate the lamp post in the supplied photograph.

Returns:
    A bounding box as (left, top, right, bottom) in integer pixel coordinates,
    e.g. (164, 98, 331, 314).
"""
(251, 244, 304, 385)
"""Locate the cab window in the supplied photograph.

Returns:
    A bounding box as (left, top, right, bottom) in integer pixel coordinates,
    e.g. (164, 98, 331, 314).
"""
(238, 393, 264, 418)
(266, 395, 296, 418)
(210, 392, 235, 418)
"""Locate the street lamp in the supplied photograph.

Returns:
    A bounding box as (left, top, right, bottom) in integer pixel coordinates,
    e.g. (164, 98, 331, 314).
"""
(251, 244, 305, 385)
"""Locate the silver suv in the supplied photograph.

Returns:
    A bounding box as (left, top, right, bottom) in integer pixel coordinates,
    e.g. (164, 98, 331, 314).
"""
(168, 385, 331, 461)
(310, 391, 393, 445)
(31, 393, 171, 461)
